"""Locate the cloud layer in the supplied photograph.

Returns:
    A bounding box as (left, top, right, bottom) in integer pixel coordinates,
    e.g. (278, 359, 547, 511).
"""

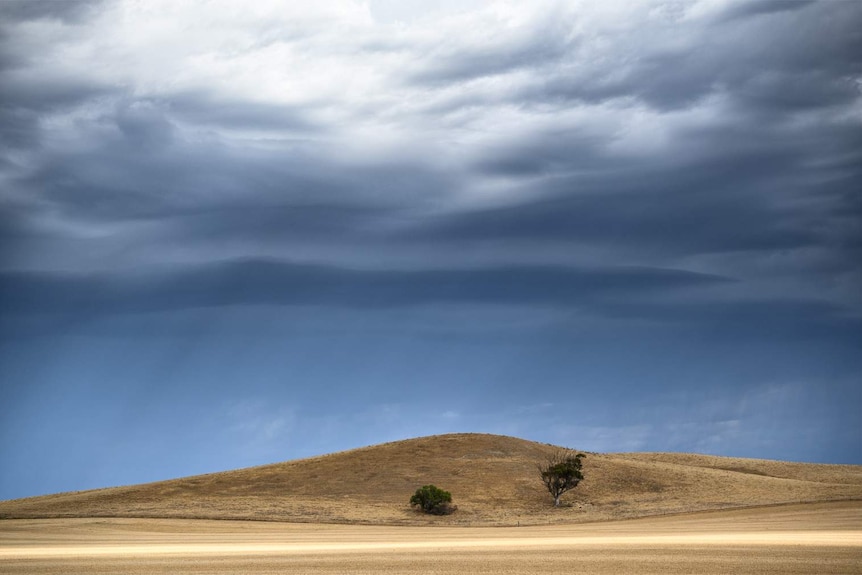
(1, 0, 860, 498)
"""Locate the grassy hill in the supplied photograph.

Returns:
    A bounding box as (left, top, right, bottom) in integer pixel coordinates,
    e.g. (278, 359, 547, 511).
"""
(2, 433, 861, 526)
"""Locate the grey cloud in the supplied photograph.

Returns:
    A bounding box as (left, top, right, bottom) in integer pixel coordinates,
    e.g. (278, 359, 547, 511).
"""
(0, 11, 118, 148)
(412, 115, 848, 255)
(0, 71, 314, 162)
(0, 1, 105, 79)
(407, 17, 573, 86)
(472, 127, 610, 178)
(0, 77, 115, 149)
(446, 67, 860, 263)
(0, 107, 40, 150)
(1, 0, 859, 313)
(0, 204, 37, 268)
(511, 1, 861, 114)
(716, 0, 817, 23)
(165, 92, 321, 133)
(405, 189, 820, 257)
(115, 102, 176, 151)
(594, 298, 862, 340)
(156, 204, 403, 246)
(0, 259, 728, 316)
(7, 119, 459, 248)
(712, 3, 862, 115)
(0, 0, 103, 25)
(733, 70, 860, 114)
(579, 47, 726, 111)
(20, 144, 454, 227)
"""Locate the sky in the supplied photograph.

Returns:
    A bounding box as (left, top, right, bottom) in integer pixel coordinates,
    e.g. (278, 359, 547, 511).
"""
(1, 0, 860, 500)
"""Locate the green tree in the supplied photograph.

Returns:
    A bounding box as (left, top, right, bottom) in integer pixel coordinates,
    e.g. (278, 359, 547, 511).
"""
(539, 450, 585, 507)
(410, 484, 455, 515)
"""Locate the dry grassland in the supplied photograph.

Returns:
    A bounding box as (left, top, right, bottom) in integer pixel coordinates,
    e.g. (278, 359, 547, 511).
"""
(1, 502, 860, 574)
(3, 434, 861, 526)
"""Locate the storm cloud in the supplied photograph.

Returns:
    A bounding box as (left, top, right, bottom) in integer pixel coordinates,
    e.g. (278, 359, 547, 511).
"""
(1, 0, 860, 499)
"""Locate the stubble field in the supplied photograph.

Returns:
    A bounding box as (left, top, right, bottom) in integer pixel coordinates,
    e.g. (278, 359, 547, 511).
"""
(2, 501, 860, 574)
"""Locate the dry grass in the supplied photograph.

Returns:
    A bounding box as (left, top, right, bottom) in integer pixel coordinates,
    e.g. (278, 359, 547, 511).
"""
(1, 433, 860, 526)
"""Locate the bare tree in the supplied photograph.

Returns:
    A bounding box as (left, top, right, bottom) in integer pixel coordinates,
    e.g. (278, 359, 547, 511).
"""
(538, 449, 585, 507)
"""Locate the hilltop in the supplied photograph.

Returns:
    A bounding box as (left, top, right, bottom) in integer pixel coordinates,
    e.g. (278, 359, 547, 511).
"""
(2, 433, 860, 526)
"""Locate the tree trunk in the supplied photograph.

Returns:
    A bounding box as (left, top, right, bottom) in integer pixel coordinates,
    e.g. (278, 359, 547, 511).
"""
(554, 494, 561, 507)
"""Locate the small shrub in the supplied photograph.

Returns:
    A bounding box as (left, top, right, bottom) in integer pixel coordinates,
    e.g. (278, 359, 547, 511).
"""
(409, 484, 456, 515)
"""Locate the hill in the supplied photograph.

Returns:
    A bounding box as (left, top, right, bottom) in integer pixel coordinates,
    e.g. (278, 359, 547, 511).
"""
(1, 433, 861, 525)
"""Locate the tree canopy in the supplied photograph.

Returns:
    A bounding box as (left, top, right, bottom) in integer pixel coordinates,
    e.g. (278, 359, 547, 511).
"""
(539, 450, 585, 507)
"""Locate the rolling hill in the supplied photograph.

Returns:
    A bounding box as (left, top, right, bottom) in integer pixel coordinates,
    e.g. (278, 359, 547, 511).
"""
(2, 433, 860, 526)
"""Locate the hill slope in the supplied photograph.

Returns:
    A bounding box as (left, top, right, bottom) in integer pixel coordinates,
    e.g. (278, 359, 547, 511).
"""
(2, 434, 861, 525)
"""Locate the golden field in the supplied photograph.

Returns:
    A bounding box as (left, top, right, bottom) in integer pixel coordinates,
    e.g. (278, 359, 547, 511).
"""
(1, 502, 860, 574)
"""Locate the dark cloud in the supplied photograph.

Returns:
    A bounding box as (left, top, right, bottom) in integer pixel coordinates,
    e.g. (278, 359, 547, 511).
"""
(114, 101, 176, 151)
(404, 182, 822, 257)
(716, 0, 816, 23)
(593, 298, 862, 343)
(506, 1, 862, 114)
(0, 0, 103, 25)
(0, 12, 117, 149)
(733, 69, 860, 114)
(0, 78, 115, 149)
(156, 203, 402, 246)
(0, 259, 728, 316)
(165, 92, 321, 133)
(14, 140, 455, 228)
(0, 107, 40, 150)
(407, 17, 572, 85)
